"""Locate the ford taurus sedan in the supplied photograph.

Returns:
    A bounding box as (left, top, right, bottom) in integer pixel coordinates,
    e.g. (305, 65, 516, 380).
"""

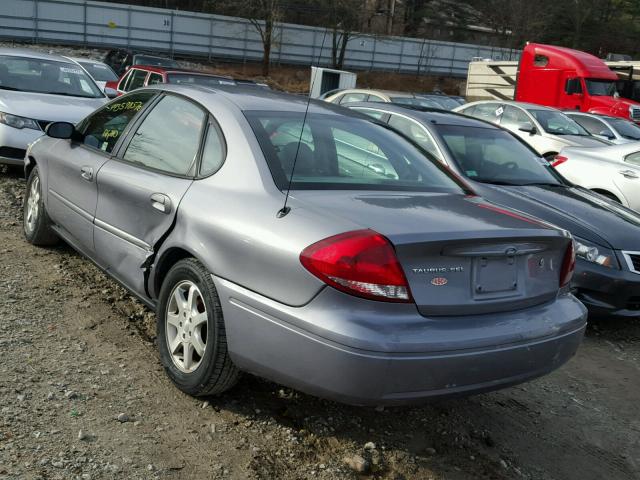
(22, 85, 586, 405)
(0, 48, 107, 166)
(348, 101, 640, 318)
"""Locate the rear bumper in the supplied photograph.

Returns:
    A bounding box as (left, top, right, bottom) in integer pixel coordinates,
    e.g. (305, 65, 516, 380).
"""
(215, 277, 587, 406)
(573, 258, 640, 318)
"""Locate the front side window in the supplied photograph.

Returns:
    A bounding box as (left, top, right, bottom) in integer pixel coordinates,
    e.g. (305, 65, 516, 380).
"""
(77, 91, 157, 153)
(117, 70, 132, 91)
(246, 111, 467, 193)
(528, 109, 589, 136)
(0, 55, 103, 98)
(436, 124, 562, 186)
(387, 114, 441, 159)
(147, 72, 164, 85)
(125, 69, 148, 92)
(123, 95, 206, 175)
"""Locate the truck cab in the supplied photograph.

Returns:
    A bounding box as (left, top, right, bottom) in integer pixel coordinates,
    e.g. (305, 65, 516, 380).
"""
(515, 43, 640, 123)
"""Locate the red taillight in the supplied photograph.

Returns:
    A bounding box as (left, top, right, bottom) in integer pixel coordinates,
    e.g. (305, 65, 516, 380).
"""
(551, 155, 568, 168)
(559, 240, 575, 288)
(300, 229, 413, 303)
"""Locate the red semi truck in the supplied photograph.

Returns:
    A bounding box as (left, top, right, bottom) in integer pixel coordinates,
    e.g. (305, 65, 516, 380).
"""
(466, 43, 640, 122)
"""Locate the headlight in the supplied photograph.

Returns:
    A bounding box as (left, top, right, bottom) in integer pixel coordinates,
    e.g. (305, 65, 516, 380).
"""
(0, 112, 40, 130)
(574, 237, 617, 268)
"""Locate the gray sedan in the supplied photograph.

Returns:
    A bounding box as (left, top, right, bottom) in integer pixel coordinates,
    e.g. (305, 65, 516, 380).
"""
(23, 85, 586, 405)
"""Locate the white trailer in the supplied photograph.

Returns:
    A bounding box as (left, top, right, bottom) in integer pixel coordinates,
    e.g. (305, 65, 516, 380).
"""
(465, 60, 518, 102)
(309, 66, 357, 99)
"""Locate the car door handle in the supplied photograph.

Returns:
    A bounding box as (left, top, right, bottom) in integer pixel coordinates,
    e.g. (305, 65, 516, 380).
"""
(619, 169, 639, 179)
(80, 166, 93, 182)
(150, 193, 171, 213)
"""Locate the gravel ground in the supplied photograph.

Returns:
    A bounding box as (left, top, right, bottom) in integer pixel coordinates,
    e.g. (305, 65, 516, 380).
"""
(0, 167, 639, 480)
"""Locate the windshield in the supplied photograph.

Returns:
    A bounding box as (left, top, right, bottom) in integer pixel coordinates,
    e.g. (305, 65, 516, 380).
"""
(133, 55, 179, 68)
(609, 117, 640, 140)
(77, 61, 118, 82)
(528, 109, 590, 136)
(0, 55, 104, 98)
(391, 97, 444, 108)
(436, 124, 563, 186)
(245, 111, 468, 193)
(585, 79, 618, 96)
(166, 73, 236, 87)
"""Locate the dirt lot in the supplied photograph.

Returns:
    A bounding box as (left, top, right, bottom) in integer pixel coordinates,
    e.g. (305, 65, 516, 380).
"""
(0, 167, 639, 480)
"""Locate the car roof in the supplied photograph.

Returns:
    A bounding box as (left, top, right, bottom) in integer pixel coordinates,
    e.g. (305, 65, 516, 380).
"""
(127, 64, 231, 78)
(346, 101, 498, 128)
(337, 88, 417, 98)
(564, 111, 622, 122)
(0, 48, 76, 63)
(145, 83, 363, 117)
(462, 100, 556, 112)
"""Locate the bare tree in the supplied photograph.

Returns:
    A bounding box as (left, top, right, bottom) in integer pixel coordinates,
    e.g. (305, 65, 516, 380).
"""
(212, 0, 282, 76)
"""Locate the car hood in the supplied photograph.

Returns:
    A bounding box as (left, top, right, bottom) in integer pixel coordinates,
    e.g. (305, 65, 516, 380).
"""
(471, 182, 640, 250)
(291, 191, 559, 243)
(0, 90, 106, 123)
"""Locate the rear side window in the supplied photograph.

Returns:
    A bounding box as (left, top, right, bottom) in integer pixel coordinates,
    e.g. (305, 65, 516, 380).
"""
(245, 111, 467, 193)
(340, 93, 367, 104)
(123, 95, 206, 175)
(125, 69, 147, 92)
(200, 120, 226, 176)
(625, 151, 640, 166)
(77, 91, 156, 153)
(469, 103, 502, 123)
(388, 114, 441, 159)
(500, 106, 531, 129)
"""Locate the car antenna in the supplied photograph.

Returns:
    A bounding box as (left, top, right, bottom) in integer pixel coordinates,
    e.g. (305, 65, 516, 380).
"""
(277, 27, 329, 218)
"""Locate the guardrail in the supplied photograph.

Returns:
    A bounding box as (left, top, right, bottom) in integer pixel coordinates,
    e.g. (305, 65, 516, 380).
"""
(0, 0, 519, 77)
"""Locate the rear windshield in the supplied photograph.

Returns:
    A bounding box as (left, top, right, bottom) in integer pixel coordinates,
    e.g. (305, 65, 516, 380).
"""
(0, 55, 104, 98)
(77, 61, 118, 82)
(167, 73, 236, 87)
(245, 111, 468, 193)
(133, 55, 179, 68)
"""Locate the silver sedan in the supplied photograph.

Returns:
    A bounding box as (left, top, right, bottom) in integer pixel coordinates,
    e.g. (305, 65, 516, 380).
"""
(22, 85, 586, 405)
(553, 142, 640, 210)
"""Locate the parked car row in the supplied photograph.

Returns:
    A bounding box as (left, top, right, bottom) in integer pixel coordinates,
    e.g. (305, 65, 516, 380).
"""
(7, 44, 640, 407)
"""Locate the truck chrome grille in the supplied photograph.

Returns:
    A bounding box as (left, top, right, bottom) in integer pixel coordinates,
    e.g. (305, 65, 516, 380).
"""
(630, 108, 640, 120)
(622, 251, 640, 274)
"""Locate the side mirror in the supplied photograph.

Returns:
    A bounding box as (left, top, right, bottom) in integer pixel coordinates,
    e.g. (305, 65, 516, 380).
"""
(104, 86, 118, 99)
(599, 130, 615, 140)
(518, 123, 537, 135)
(46, 122, 75, 139)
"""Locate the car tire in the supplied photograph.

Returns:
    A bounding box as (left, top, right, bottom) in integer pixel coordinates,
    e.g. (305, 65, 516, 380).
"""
(23, 166, 58, 246)
(157, 258, 239, 397)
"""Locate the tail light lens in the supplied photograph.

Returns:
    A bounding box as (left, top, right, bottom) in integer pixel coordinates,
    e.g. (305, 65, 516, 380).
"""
(551, 155, 568, 167)
(559, 240, 576, 288)
(300, 229, 413, 303)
